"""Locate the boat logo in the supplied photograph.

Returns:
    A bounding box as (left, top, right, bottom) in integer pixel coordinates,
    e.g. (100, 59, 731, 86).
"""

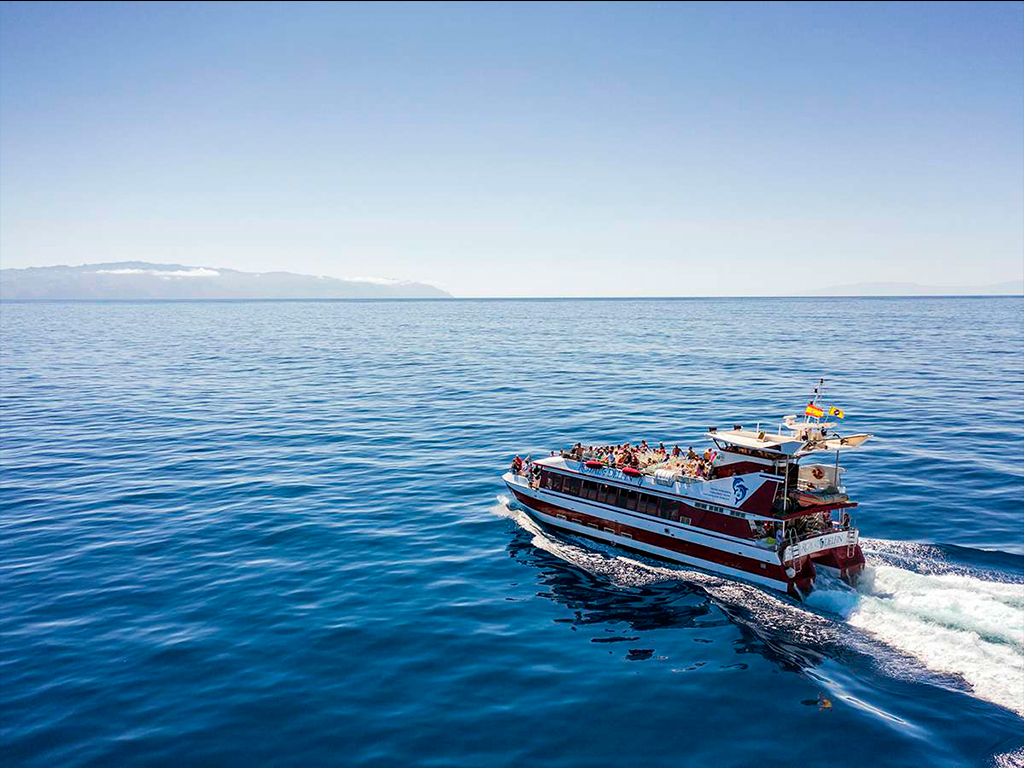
(732, 477, 749, 503)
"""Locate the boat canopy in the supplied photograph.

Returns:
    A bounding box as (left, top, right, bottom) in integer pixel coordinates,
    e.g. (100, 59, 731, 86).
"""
(707, 421, 871, 458)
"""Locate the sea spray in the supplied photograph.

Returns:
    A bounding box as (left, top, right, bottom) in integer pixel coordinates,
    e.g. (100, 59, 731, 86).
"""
(847, 563, 1024, 717)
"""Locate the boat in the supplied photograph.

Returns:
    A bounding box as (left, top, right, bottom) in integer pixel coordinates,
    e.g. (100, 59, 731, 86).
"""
(502, 386, 871, 598)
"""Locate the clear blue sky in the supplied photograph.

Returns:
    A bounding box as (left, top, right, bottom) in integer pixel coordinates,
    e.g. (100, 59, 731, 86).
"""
(1, 1, 1021, 297)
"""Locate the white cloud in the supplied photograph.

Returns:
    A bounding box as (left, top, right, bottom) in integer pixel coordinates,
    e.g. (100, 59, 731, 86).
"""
(339, 276, 409, 285)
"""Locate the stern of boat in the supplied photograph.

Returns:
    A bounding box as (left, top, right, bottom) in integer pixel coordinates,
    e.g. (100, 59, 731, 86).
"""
(782, 527, 864, 595)
(810, 543, 866, 585)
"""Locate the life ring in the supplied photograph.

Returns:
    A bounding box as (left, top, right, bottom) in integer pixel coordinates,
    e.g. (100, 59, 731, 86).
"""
(622, 466, 642, 478)
(812, 467, 825, 480)
(584, 460, 604, 469)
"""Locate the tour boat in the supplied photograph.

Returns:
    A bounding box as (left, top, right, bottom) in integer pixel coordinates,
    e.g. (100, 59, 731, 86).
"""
(502, 392, 871, 598)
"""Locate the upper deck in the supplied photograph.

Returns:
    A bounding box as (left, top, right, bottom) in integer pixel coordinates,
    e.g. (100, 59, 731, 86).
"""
(707, 418, 871, 458)
(513, 385, 871, 519)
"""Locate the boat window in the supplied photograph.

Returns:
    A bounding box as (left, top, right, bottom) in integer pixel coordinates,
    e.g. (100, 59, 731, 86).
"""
(624, 490, 638, 511)
(655, 497, 670, 518)
(639, 494, 657, 516)
(566, 477, 581, 496)
(657, 498, 670, 518)
(539, 470, 551, 489)
(583, 480, 599, 501)
(550, 473, 563, 492)
(599, 483, 615, 505)
(662, 499, 680, 520)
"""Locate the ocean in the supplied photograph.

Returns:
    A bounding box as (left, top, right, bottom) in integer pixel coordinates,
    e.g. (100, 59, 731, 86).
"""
(1, 297, 1022, 767)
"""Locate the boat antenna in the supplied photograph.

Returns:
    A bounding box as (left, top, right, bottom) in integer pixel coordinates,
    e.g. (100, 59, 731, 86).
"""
(806, 377, 825, 424)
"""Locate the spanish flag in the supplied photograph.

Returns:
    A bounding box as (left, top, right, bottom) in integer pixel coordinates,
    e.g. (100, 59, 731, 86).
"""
(805, 402, 824, 418)
(828, 406, 845, 419)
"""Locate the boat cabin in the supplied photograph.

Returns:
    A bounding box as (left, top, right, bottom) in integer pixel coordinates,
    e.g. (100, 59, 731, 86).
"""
(708, 416, 871, 517)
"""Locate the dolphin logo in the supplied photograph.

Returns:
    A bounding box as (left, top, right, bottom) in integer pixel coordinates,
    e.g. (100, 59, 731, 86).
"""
(732, 477, 749, 503)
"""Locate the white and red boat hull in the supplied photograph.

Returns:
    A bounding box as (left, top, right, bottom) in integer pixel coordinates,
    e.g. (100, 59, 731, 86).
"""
(503, 468, 862, 597)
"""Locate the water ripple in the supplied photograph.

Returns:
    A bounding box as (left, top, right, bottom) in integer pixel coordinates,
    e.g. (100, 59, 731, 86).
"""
(1, 297, 1022, 767)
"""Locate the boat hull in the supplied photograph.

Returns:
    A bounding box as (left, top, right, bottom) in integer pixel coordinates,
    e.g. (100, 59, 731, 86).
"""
(504, 476, 818, 597)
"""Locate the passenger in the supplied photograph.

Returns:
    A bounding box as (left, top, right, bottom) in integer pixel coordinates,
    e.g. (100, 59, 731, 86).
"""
(511, 455, 523, 474)
(687, 446, 698, 461)
(672, 444, 681, 458)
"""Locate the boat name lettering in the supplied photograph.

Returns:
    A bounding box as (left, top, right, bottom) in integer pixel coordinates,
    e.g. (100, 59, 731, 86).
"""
(706, 486, 732, 502)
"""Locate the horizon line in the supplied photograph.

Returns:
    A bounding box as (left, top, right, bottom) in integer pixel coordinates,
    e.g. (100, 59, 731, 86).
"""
(1, 294, 1022, 303)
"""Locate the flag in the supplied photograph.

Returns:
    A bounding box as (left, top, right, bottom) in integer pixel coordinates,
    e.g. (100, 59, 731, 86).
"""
(805, 402, 824, 418)
(828, 406, 845, 419)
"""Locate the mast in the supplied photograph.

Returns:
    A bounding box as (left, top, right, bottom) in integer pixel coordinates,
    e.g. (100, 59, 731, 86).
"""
(805, 377, 825, 425)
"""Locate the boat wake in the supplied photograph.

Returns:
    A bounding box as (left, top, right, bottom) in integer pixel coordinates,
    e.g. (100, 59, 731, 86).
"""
(494, 496, 1024, 719)
(809, 538, 1024, 719)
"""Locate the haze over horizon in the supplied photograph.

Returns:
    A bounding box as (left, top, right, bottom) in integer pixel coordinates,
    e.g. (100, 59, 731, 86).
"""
(2, 1, 1022, 298)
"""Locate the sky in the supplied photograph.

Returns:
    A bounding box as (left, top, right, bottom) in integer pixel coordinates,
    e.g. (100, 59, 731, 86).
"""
(1, 1, 1021, 297)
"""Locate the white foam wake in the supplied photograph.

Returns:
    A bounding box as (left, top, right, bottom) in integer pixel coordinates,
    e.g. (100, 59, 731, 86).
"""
(800, 539, 1024, 718)
(845, 563, 1024, 717)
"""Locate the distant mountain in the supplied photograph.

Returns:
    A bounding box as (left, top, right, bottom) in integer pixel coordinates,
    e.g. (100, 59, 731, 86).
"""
(0, 262, 452, 300)
(798, 280, 1023, 297)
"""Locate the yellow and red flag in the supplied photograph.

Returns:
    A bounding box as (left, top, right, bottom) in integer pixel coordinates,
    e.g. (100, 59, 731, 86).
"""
(828, 406, 845, 419)
(805, 402, 824, 418)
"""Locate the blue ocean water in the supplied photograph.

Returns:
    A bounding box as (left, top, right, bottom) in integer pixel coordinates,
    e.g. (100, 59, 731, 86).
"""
(1, 297, 1022, 768)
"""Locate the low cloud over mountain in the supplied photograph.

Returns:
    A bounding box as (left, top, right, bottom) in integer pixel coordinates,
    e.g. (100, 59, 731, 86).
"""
(0, 262, 452, 300)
